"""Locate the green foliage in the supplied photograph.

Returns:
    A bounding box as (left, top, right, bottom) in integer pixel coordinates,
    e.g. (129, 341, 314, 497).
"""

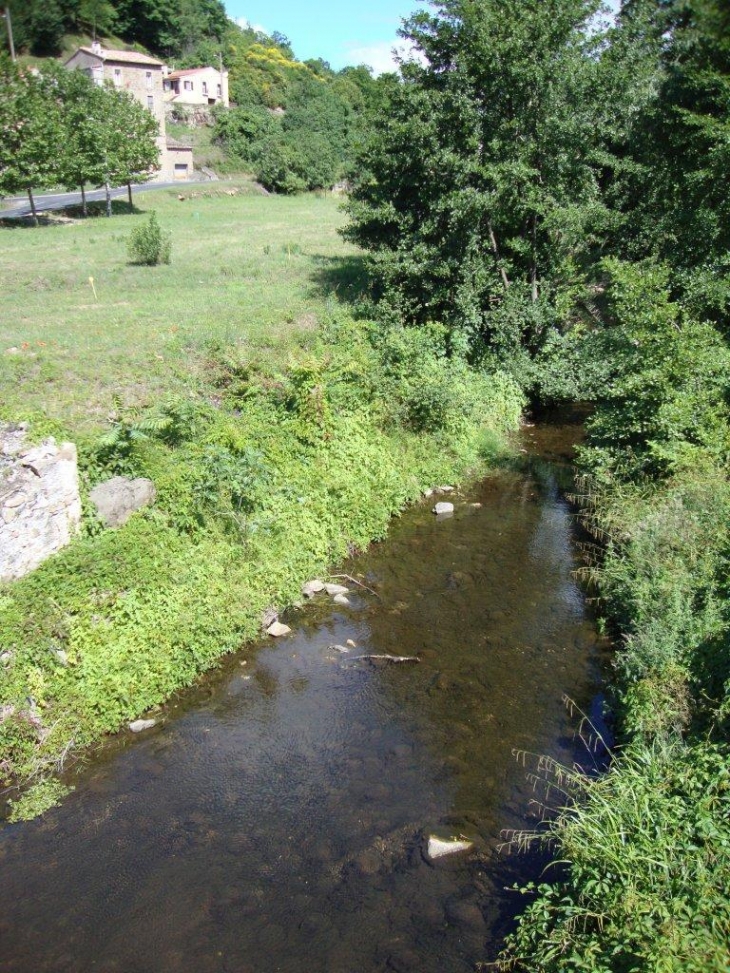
(0, 56, 64, 201)
(344, 0, 607, 353)
(499, 741, 730, 973)
(7, 779, 72, 822)
(127, 212, 172, 266)
(578, 260, 730, 482)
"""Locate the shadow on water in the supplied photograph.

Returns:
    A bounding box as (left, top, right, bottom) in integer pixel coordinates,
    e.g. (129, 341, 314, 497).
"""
(0, 413, 611, 973)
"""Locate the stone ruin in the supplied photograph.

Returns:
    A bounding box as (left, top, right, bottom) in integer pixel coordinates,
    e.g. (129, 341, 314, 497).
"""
(0, 424, 82, 583)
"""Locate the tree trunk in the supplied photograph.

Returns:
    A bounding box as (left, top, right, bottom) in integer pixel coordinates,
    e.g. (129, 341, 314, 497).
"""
(80, 185, 87, 218)
(530, 215, 538, 303)
(27, 187, 38, 226)
(105, 181, 111, 218)
(487, 220, 510, 290)
(127, 181, 133, 211)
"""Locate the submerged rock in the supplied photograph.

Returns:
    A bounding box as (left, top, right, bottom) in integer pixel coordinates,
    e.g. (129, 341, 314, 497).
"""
(433, 502, 454, 516)
(426, 836, 473, 860)
(302, 579, 325, 598)
(266, 621, 291, 638)
(333, 593, 351, 606)
(324, 583, 349, 597)
(129, 719, 156, 733)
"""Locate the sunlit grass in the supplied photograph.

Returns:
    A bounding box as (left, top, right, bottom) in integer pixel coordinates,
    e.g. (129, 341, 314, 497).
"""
(0, 187, 355, 434)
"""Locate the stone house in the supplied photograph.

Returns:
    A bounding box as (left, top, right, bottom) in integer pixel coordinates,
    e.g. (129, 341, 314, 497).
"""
(64, 42, 193, 181)
(163, 66, 229, 108)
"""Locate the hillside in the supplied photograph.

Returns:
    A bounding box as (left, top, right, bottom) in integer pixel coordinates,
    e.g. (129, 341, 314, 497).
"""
(6, 0, 387, 191)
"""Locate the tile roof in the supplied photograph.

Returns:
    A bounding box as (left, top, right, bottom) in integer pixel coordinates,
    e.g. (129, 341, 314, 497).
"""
(73, 47, 163, 66)
(166, 68, 211, 78)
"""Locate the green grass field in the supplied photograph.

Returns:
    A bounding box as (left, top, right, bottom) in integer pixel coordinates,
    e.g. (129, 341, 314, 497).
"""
(0, 186, 356, 433)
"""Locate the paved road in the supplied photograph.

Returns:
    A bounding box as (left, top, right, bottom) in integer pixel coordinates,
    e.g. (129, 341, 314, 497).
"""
(0, 181, 204, 219)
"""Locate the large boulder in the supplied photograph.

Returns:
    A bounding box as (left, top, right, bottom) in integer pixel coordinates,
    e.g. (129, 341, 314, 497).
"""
(0, 427, 81, 582)
(89, 476, 156, 527)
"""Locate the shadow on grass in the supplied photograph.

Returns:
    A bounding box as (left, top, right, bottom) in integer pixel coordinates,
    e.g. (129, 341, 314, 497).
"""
(309, 253, 374, 308)
(0, 199, 144, 228)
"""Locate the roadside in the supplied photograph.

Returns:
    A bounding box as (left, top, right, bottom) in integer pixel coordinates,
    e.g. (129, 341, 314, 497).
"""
(0, 181, 208, 219)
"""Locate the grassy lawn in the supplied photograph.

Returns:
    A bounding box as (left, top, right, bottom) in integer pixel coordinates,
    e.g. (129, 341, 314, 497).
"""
(0, 187, 356, 434)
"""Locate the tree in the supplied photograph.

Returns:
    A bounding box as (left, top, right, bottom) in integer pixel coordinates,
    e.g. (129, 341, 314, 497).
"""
(610, 0, 730, 313)
(7, 0, 65, 56)
(99, 86, 160, 215)
(49, 65, 109, 216)
(345, 0, 607, 358)
(77, 0, 117, 40)
(0, 57, 63, 223)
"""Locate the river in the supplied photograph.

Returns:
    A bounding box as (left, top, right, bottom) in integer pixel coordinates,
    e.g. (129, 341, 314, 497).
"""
(0, 415, 609, 972)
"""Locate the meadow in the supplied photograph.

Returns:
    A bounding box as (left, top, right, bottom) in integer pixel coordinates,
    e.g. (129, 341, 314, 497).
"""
(0, 185, 355, 433)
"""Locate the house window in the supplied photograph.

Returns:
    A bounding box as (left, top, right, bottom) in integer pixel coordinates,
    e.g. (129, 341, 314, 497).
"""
(202, 81, 208, 95)
(216, 84, 222, 96)
(147, 95, 154, 109)
(145, 70, 153, 89)
(163, 79, 170, 91)
(183, 80, 193, 91)
(113, 67, 122, 86)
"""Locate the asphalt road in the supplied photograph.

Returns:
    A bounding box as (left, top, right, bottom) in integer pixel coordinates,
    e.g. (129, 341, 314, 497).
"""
(0, 181, 204, 219)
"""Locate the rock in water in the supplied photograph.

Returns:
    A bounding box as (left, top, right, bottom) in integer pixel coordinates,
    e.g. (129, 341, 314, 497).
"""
(333, 593, 351, 606)
(266, 621, 291, 637)
(433, 502, 454, 515)
(302, 579, 325, 598)
(426, 836, 473, 860)
(129, 719, 156, 733)
(324, 582, 349, 596)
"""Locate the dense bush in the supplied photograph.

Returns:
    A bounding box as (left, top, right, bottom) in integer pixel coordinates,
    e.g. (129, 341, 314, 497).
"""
(127, 212, 172, 266)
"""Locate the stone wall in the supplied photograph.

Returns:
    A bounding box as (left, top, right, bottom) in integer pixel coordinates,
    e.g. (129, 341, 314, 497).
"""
(0, 426, 82, 583)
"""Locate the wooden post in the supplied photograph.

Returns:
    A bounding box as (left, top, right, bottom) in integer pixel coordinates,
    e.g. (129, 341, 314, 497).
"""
(127, 181, 133, 211)
(80, 185, 87, 218)
(105, 181, 111, 217)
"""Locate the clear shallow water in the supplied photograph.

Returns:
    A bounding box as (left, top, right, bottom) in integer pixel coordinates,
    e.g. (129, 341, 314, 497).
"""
(0, 418, 608, 973)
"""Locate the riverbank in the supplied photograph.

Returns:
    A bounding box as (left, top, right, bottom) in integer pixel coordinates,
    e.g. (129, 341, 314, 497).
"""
(498, 273, 730, 970)
(0, 409, 604, 973)
(0, 215, 523, 818)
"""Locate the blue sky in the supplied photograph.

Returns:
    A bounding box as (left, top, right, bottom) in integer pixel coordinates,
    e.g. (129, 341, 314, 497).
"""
(224, 1, 621, 74)
(224, 1, 427, 73)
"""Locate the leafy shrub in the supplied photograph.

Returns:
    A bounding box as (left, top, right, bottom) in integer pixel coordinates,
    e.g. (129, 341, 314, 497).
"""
(499, 741, 730, 973)
(127, 212, 172, 266)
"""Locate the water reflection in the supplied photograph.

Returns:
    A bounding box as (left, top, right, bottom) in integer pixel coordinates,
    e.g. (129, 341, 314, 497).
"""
(0, 420, 608, 973)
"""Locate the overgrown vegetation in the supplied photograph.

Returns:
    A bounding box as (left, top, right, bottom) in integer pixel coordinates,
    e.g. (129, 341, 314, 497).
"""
(344, 0, 730, 967)
(0, 190, 522, 810)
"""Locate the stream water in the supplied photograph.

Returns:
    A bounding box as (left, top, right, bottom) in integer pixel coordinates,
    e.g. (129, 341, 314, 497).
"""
(0, 416, 609, 973)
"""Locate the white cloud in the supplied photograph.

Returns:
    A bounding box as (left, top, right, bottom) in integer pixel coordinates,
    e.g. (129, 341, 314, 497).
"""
(233, 16, 270, 36)
(341, 38, 426, 76)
